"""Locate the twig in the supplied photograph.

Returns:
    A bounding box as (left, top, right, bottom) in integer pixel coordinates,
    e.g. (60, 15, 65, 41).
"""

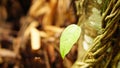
(43, 50, 50, 68)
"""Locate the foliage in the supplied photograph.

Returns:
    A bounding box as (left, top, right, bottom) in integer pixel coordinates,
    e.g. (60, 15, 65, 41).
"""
(60, 24, 81, 59)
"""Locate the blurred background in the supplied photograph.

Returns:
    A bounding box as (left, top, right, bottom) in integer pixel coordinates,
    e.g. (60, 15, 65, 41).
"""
(0, 0, 78, 68)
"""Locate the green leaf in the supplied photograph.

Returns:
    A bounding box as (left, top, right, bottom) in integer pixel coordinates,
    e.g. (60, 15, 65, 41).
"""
(60, 24, 81, 59)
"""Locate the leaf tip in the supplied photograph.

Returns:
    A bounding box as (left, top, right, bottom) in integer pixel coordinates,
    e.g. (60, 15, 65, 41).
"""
(61, 55, 65, 59)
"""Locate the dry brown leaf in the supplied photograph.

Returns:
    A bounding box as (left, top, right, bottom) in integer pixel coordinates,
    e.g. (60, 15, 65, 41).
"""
(44, 25, 64, 33)
(13, 37, 21, 55)
(35, 5, 50, 17)
(24, 21, 39, 38)
(47, 44, 55, 63)
(20, 21, 39, 50)
(29, 0, 57, 25)
(0, 49, 16, 58)
(39, 31, 48, 38)
(43, 0, 57, 25)
(55, 0, 72, 26)
(29, 0, 46, 17)
(0, 6, 7, 21)
(29, 0, 75, 27)
(30, 27, 41, 50)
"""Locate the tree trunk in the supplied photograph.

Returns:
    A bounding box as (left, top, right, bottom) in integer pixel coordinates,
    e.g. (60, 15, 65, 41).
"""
(73, 0, 120, 67)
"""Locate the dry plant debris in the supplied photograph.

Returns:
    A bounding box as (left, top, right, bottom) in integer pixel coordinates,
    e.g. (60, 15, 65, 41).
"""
(0, 0, 77, 68)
